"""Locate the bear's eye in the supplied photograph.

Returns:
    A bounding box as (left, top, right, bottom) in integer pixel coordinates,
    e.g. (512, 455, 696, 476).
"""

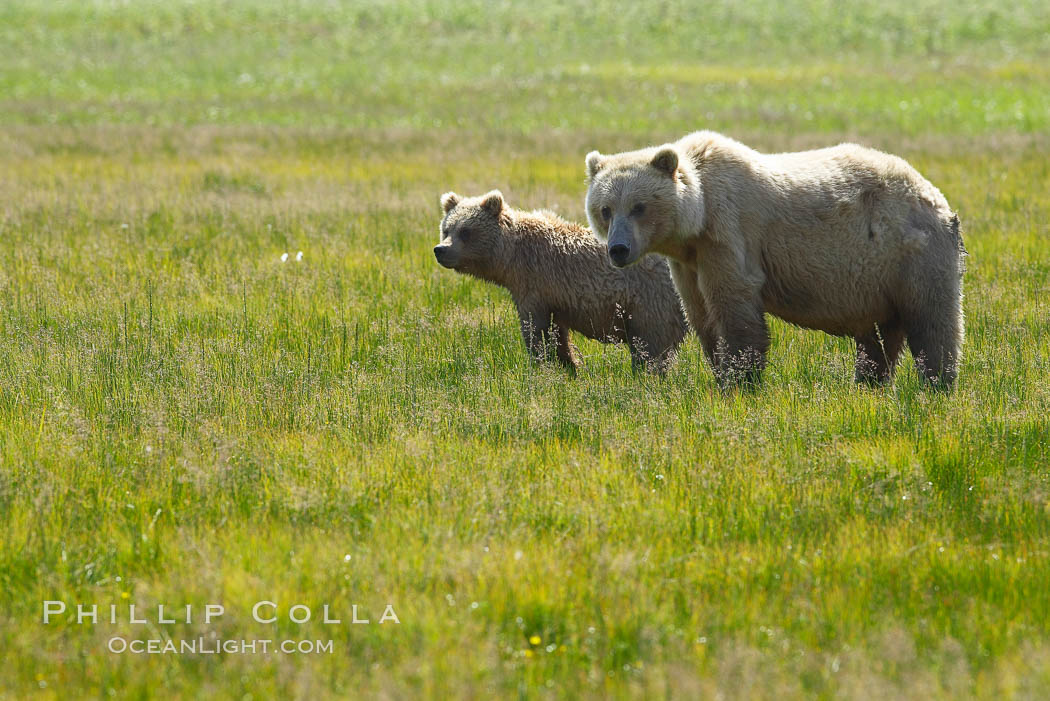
(630, 203, 646, 216)
(600, 206, 611, 221)
(459, 228, 472, 242)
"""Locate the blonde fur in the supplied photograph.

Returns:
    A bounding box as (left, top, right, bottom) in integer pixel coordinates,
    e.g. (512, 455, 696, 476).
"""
(585, 131, 965, 386)
(434, 191, 688, 372)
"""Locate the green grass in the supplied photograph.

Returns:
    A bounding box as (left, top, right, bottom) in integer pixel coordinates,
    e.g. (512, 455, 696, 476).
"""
(1, 1, 1050, 698)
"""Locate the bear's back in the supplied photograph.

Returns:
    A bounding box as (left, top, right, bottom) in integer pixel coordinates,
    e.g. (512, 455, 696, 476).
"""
(509, 208, 680, 320)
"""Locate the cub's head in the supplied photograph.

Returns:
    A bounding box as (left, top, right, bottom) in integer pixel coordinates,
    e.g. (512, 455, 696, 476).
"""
(585, 145, 697, 268)
(434, 190, 509, 276)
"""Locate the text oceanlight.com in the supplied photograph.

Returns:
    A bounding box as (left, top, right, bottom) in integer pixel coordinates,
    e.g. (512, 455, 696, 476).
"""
(107, 637, 335, 655)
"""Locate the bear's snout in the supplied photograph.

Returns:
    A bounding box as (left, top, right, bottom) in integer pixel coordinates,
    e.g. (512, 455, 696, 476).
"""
(609, 243, 631, 268)
(607, 215, 637, 268)
(433, 245, 455, 268)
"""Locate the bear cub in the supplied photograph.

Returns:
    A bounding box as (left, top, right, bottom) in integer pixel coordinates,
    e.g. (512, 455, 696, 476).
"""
(434, 190, 689, 373)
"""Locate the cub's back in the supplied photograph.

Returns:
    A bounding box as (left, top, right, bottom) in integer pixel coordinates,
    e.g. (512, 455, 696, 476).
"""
(514, 210, 682, 330)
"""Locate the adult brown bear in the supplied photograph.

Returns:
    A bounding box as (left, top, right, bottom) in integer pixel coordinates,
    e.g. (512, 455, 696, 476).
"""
(584, 131, 965, 387)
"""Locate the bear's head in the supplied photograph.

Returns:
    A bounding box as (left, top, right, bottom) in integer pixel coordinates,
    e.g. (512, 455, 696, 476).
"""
(585, 144, 703, 268)
(434, 190, 509, 278)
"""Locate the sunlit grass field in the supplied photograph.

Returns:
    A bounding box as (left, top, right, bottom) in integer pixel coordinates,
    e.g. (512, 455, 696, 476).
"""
(2, 1, 1050, 698)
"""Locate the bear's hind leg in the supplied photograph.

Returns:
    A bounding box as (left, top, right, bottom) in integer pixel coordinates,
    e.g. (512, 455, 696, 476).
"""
(901, 269, 964, 388)
(626, 335, 673, 375)
(554, 323, 581, 371)
(906, 317, 962, 387)
(855, 323, 906, 385)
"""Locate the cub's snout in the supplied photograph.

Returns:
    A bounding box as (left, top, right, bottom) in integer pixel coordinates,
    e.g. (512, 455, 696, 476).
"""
(433, 244, 456, 268)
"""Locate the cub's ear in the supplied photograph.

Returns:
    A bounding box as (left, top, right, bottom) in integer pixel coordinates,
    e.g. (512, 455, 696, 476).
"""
(480, 190, 504, 216)
(440, 191, 460, 214)
(650, 148, 678, 178)
(585, 151, 604, 179)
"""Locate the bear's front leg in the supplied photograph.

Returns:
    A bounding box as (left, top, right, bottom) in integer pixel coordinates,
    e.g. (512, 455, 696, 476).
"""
(712, 307, 770, 387)
(518, 305, 554, 362)
(693, 243, 769, 387)
(668, 260, 719, 370)
(517, 304, 577, 370)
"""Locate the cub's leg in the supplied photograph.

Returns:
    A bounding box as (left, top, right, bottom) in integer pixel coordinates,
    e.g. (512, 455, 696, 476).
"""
(553, 323, 581, 370)
(517, 304, 556, 363)
(626, 334, 665, 374)
(517, 304, 580, 371)
(626, 302, 688, 375)
(628, 335, 679, 375)
(854, 323, 907, 384)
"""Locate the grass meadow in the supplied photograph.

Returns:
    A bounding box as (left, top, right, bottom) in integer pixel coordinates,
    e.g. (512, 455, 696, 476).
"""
(2, 1, 1050, 698)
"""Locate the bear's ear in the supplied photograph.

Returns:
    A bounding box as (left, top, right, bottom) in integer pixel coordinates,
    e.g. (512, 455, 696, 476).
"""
(480, 190, 504, 216)
(585, 151, 604, 179)
(650, 148, 679, 178)
(440, 191, 460, 214)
